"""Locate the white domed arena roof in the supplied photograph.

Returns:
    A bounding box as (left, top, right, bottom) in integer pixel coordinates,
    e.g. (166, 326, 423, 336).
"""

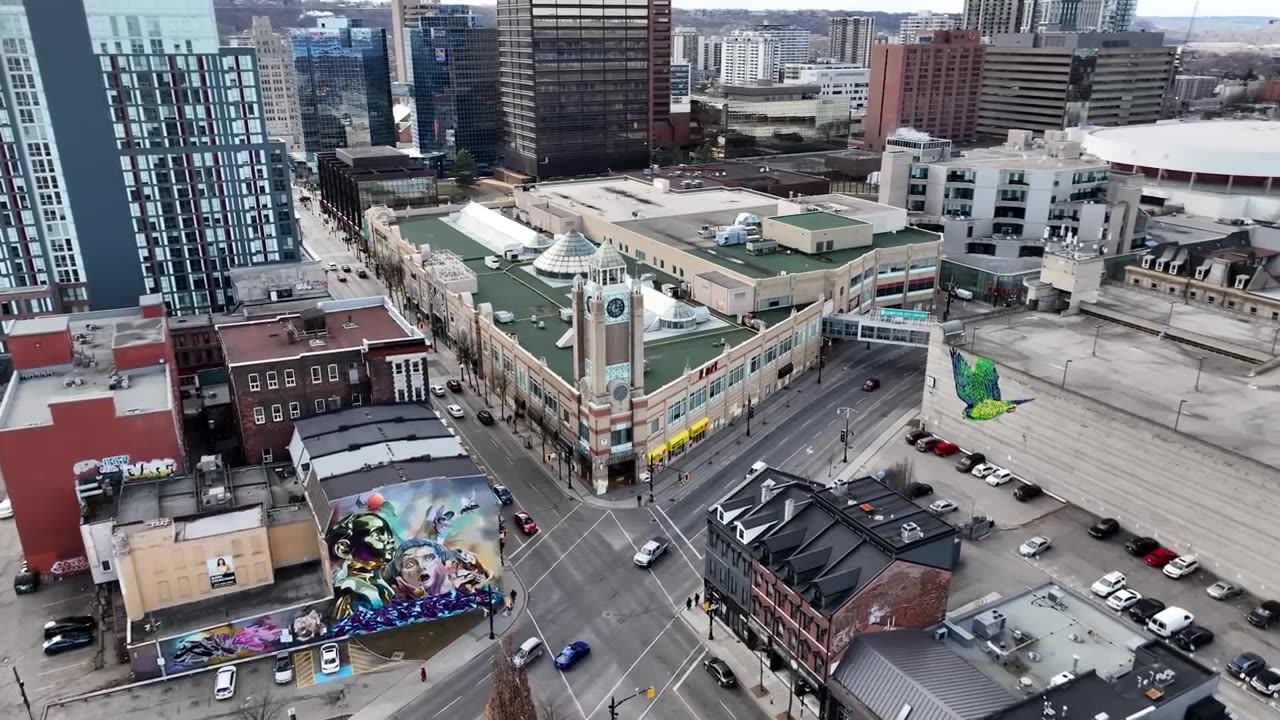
(1083, 121, 1280, 179)
(532, 231, 597, 278)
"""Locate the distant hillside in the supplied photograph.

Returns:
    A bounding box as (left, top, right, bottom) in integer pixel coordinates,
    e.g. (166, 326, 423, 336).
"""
(1135, 15, 1280, 43)
(672, 9, 913, 36)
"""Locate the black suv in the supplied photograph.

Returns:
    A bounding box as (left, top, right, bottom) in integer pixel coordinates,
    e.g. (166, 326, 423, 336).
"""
(1013, 484, 1043, 502)
(1248, 600, 1280, 629)
(955, 453, 986, 473)
(904, 482, 934, 499)
(905, 430, 931, 446)
(1127, 598, 1166, 624)
(703, 657, 737, 688)
(1125, 536, 1160, 557)
(1088, 518, 1120, 539)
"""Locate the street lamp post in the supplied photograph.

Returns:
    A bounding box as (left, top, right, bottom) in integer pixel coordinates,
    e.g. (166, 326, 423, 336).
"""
(486, 584, 496, 640)
(746, 399, 754, 438)
(1175, 399, 1187, 431)
(1060, 359, 1072, 389)
(706, 588, 716, 641)
(839, 408, 853, 464)
(646, 457, 655, 503)
(1092, 324, 1101, 357)
(816, 340, 825, 384)
(1194, 355, 1205, 392)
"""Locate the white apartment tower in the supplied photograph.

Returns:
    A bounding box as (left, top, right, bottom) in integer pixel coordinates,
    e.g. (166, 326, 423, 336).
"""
(697, 36, 723, 80)
(828, 16, 874, 66)
(674, 26, 699, 68)
(230, 17, 303, 154)
(749, 23, 810, 76)
(962, 0, 1025, 39)
(899, 11, 959, 44)
(720, 34, 777, 86)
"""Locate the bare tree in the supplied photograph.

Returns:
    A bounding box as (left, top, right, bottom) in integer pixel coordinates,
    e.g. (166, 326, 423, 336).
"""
(537, 696, 572, 720)
(455, 333, 475, 387)
(236, 691, 286, 720)
(884, 457, 915, 493)
(494, 371, 511, 420)
(486, 637, 538, 720)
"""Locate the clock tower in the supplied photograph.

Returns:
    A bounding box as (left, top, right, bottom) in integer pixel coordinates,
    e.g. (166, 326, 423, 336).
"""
(571, 244, 645, 493)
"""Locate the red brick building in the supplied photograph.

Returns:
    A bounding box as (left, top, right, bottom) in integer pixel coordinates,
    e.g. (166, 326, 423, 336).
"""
(746, 478, 959, 703)
(865, 29, 984, 151)
(216, 297, 429, 464)
(0, 294, 184, 575)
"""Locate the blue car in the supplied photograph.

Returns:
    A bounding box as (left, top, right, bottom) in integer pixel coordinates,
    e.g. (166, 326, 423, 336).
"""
(554, 641, 590, 670)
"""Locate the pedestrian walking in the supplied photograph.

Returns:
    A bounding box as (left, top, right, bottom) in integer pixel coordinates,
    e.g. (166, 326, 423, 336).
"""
(694, 592, 700, 606)
(510, 588, 518, 606)
(420, 666, 427, 682)
(686, 597, 693, 610)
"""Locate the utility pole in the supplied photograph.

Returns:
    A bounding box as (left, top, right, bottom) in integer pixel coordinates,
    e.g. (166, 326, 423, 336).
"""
(816, 340, 825, 384)
(608, 686, 654, 719)
(487, 584, 496, 640)
(842, 410, 851, 463)
(706, 589, 717, 640)
(1195, 355, 1205, 392)
(746, 399, 754, 437)
(12, 668, 33, 720)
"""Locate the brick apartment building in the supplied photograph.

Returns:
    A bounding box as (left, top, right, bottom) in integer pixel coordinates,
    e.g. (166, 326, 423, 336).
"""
(746, 477, 959, 704)
(0, 295, 184, 574)
(865, 29, 984, 151)
(216, 296, 429, 464)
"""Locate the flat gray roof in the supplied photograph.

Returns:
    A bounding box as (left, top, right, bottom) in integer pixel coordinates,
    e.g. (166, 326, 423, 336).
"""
(525, 177, 782, 223)
(944, 254, 1045, 276)
(114, 465, 308, 527)
(963, 285, 1280, 468)
(0, 312, 172, 429)
(929, 144, 1109, 172)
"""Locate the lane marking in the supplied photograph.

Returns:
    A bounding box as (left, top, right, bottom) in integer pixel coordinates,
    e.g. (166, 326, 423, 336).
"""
(527, 512, 612, 591)
(673, 688, 701, 720)
(434, 697, 462, 718)
(586, 613, 682, 719)
(526, 608, 588, 720)
(611, 512, 679, 611)
(39, 660, 89, 677)
(510, 503, 583, 562)
(718, 698, 739, 719)
(638, 647, 705, 720)
(474, 672, 492, 687)
(654, 505, 704, 566)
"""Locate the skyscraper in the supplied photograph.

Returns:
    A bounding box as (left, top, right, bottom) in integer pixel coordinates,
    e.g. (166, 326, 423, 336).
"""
(4, 0, 298, 317)
(408, 5, 500, 169)
(497, 0, 659, 177)
(291, 19, 395, 159)
(1030, 0, 1136, 32)
(865, 30, 985, 151)
(828, 16, 873, 66)
(961, 0, 1025, 40)
(697, 36, 724, 81)
(749, 23, 810, 77)
(674, 26, 700, 67)
(391, 0, 441, 83)
(720, 34, 778, 86)
(899, 11, 960, 45)
(230, 17, 303, 154)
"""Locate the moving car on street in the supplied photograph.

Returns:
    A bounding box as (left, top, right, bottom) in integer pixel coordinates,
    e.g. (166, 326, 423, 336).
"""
(430, 385, 447, 397)
(477, 410, 495, 425)
(341, 264, 351, 272)
(514, 511, 539, 535)
(336, 274, 347, 282)
(633, 538, 669, 568)
(512, 638, 543, 669)
(904, 482, 933, 499)
(862, 378, 880, 392)
(447, 379, 463, 392)
(357, 268, 368, 278)
(1018, 536, 1052, 558)
(554, 641, 590, 670)
(492, 484, 514, 506)
(446, 404, 465, 419)
(214, 666, 236, 700)
(1013, 483, 1043, 502)
(703, 657, 737, 687)
(320, 643, 341, 674)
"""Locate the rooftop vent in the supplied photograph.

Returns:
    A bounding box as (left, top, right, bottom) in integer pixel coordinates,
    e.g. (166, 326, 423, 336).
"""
(760, 478, 779, 504)
(900, 521, 923, 543)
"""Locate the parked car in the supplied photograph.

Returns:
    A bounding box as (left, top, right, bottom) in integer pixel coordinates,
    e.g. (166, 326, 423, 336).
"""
(985, 469, 1014, 486)
(1228, 652, 1267, 681)
(1144, 547, 1179, 568)
(633, 538, 669, 568)
(41, 632, 92, 656)
(970, 463, 998, 479)
(320, 643, 341, 674)
(273, 652, 294, 685)
(916, 437, 942, 453)
(1147, 606, 1193, 639)
(905, 430, 931, 445)
(214, 666, 237, 700)
(1173, 625, 1215, 652)
(1018, 536, 1052, 558)
(477, 410, 495, 425)
(447, 379, 463, 392)
(862, 378, 880, 392)
(1127, 598, 1167, 624)
(1247, 600, 1280, 629)
(1088, 518, 1120, 539)
(1013, 484, 1043, 502)
(1106, 588, 1142, 612)
(1125, 536, 1160, 557)
(928, 499, 958, 514)
(446, 404, 465, 419)
(512, 638, 543, 669)
(1163, 555, 1199, 579)
(1091, 571, 1127, 597)
(492, 484, 514, 506)
(554, 641, 590, 670)
(43, 616, 96, 640)
(430, 384, 447, 397)
(514, 511, 539, 535)
(932, 441, 960, 457)
(954, 453, 985, 473)
(1250, 668, 1280, 697)
(1207, 580, 1243, 601)
(703, 657, 738, 687)
(903, 482, 933, 499)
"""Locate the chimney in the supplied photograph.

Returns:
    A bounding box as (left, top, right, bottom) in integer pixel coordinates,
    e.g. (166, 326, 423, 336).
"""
(1072, 654, 1080, 674)
(783, 498, 796, 522)
(760, 478, 778, 504)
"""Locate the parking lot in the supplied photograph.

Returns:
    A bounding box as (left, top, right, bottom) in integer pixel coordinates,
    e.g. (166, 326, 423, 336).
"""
(866, 426, 1280, 718)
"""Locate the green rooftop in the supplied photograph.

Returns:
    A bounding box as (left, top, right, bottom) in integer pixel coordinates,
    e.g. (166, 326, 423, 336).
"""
(399, 216, 490, 259)
(771, 211, 866, 232)
(643, 327, 758, 391)
(705, 226, 940, 278)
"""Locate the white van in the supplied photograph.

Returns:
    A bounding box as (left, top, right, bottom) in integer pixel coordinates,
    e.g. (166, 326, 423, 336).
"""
(1147, 607, 1194, 638)
(747, 461, 767, 479)
(512, 637, 543, 669)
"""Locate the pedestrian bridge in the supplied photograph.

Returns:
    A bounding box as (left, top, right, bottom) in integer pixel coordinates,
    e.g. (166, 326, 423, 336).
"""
(822, 307, 932, 347)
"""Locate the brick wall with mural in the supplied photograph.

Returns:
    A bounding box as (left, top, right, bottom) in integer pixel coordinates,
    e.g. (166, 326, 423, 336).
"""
(827, 559, 952, 662)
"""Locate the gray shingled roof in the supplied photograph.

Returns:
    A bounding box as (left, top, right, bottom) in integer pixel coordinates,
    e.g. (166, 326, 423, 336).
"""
(829, 630, 1016, 720)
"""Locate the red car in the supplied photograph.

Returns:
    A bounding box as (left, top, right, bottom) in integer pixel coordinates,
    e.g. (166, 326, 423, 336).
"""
(514, 511, 538, 535)
(933, 441, 960, 457)
(1144, 547, 1178, 568)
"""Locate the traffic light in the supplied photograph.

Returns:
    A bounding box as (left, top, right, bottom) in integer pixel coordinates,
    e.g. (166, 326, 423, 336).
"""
(646, 686, 656, 700)
(839, 430, 848, 443)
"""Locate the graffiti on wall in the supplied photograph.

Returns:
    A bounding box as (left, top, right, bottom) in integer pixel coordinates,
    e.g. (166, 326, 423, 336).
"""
(49, 556, 90, 577)
(950, 349, 1033, 421)
(325, 475, 501, 636)
(158, 602, 332, 674)
(73, 456, 177, 481)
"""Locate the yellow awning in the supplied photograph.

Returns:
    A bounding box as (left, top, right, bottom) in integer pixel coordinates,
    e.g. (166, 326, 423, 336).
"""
(689, 417, 710, 436)
(647, 444, 668, 462)
(668, 430, 690, 448)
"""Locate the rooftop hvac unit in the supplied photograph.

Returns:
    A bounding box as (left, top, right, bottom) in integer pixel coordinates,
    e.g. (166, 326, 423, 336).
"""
(971, 609, 1007, 640)
(900, 521, 924, 543)
(746, 239, 778, 256)
(1046, 586, 1066, 606)
(484, 255, 502, 269)
(559, 307, 573, 322)
(494, 310, 515, 323)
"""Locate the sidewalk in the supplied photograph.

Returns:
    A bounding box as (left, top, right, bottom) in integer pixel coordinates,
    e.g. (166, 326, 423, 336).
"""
(677, 605, 821, 720)
(347, 562, 527, 720)
(831, 407, 918, 485)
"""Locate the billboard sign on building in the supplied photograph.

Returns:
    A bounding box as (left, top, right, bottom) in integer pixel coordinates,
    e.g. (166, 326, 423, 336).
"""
(207, 556, 237, 589)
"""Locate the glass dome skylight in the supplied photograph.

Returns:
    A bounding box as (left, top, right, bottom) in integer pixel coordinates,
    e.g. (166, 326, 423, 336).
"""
(532, 231, 597, 279)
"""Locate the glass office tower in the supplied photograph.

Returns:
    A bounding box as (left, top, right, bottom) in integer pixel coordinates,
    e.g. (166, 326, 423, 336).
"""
(290, 19, 395, 159)
(408, 6, 501, 170)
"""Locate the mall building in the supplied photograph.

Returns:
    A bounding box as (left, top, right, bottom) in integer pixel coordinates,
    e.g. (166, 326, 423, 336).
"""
(366, 177, 942, 493)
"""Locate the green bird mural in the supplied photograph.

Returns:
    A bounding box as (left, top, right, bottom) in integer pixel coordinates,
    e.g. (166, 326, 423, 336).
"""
(950, 348, 1033, 421)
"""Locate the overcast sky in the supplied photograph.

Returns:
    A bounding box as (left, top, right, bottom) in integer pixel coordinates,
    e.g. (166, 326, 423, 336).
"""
(673, 0, 1274, 14)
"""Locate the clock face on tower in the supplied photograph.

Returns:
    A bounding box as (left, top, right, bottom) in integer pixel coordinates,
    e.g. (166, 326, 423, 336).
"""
(605, 297, 627, 320)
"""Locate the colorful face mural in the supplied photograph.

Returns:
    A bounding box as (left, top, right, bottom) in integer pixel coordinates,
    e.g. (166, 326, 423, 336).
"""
(949, 348, 1033, 421)
(325, 474, 502, 635)
(158, 603, 331, 674)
